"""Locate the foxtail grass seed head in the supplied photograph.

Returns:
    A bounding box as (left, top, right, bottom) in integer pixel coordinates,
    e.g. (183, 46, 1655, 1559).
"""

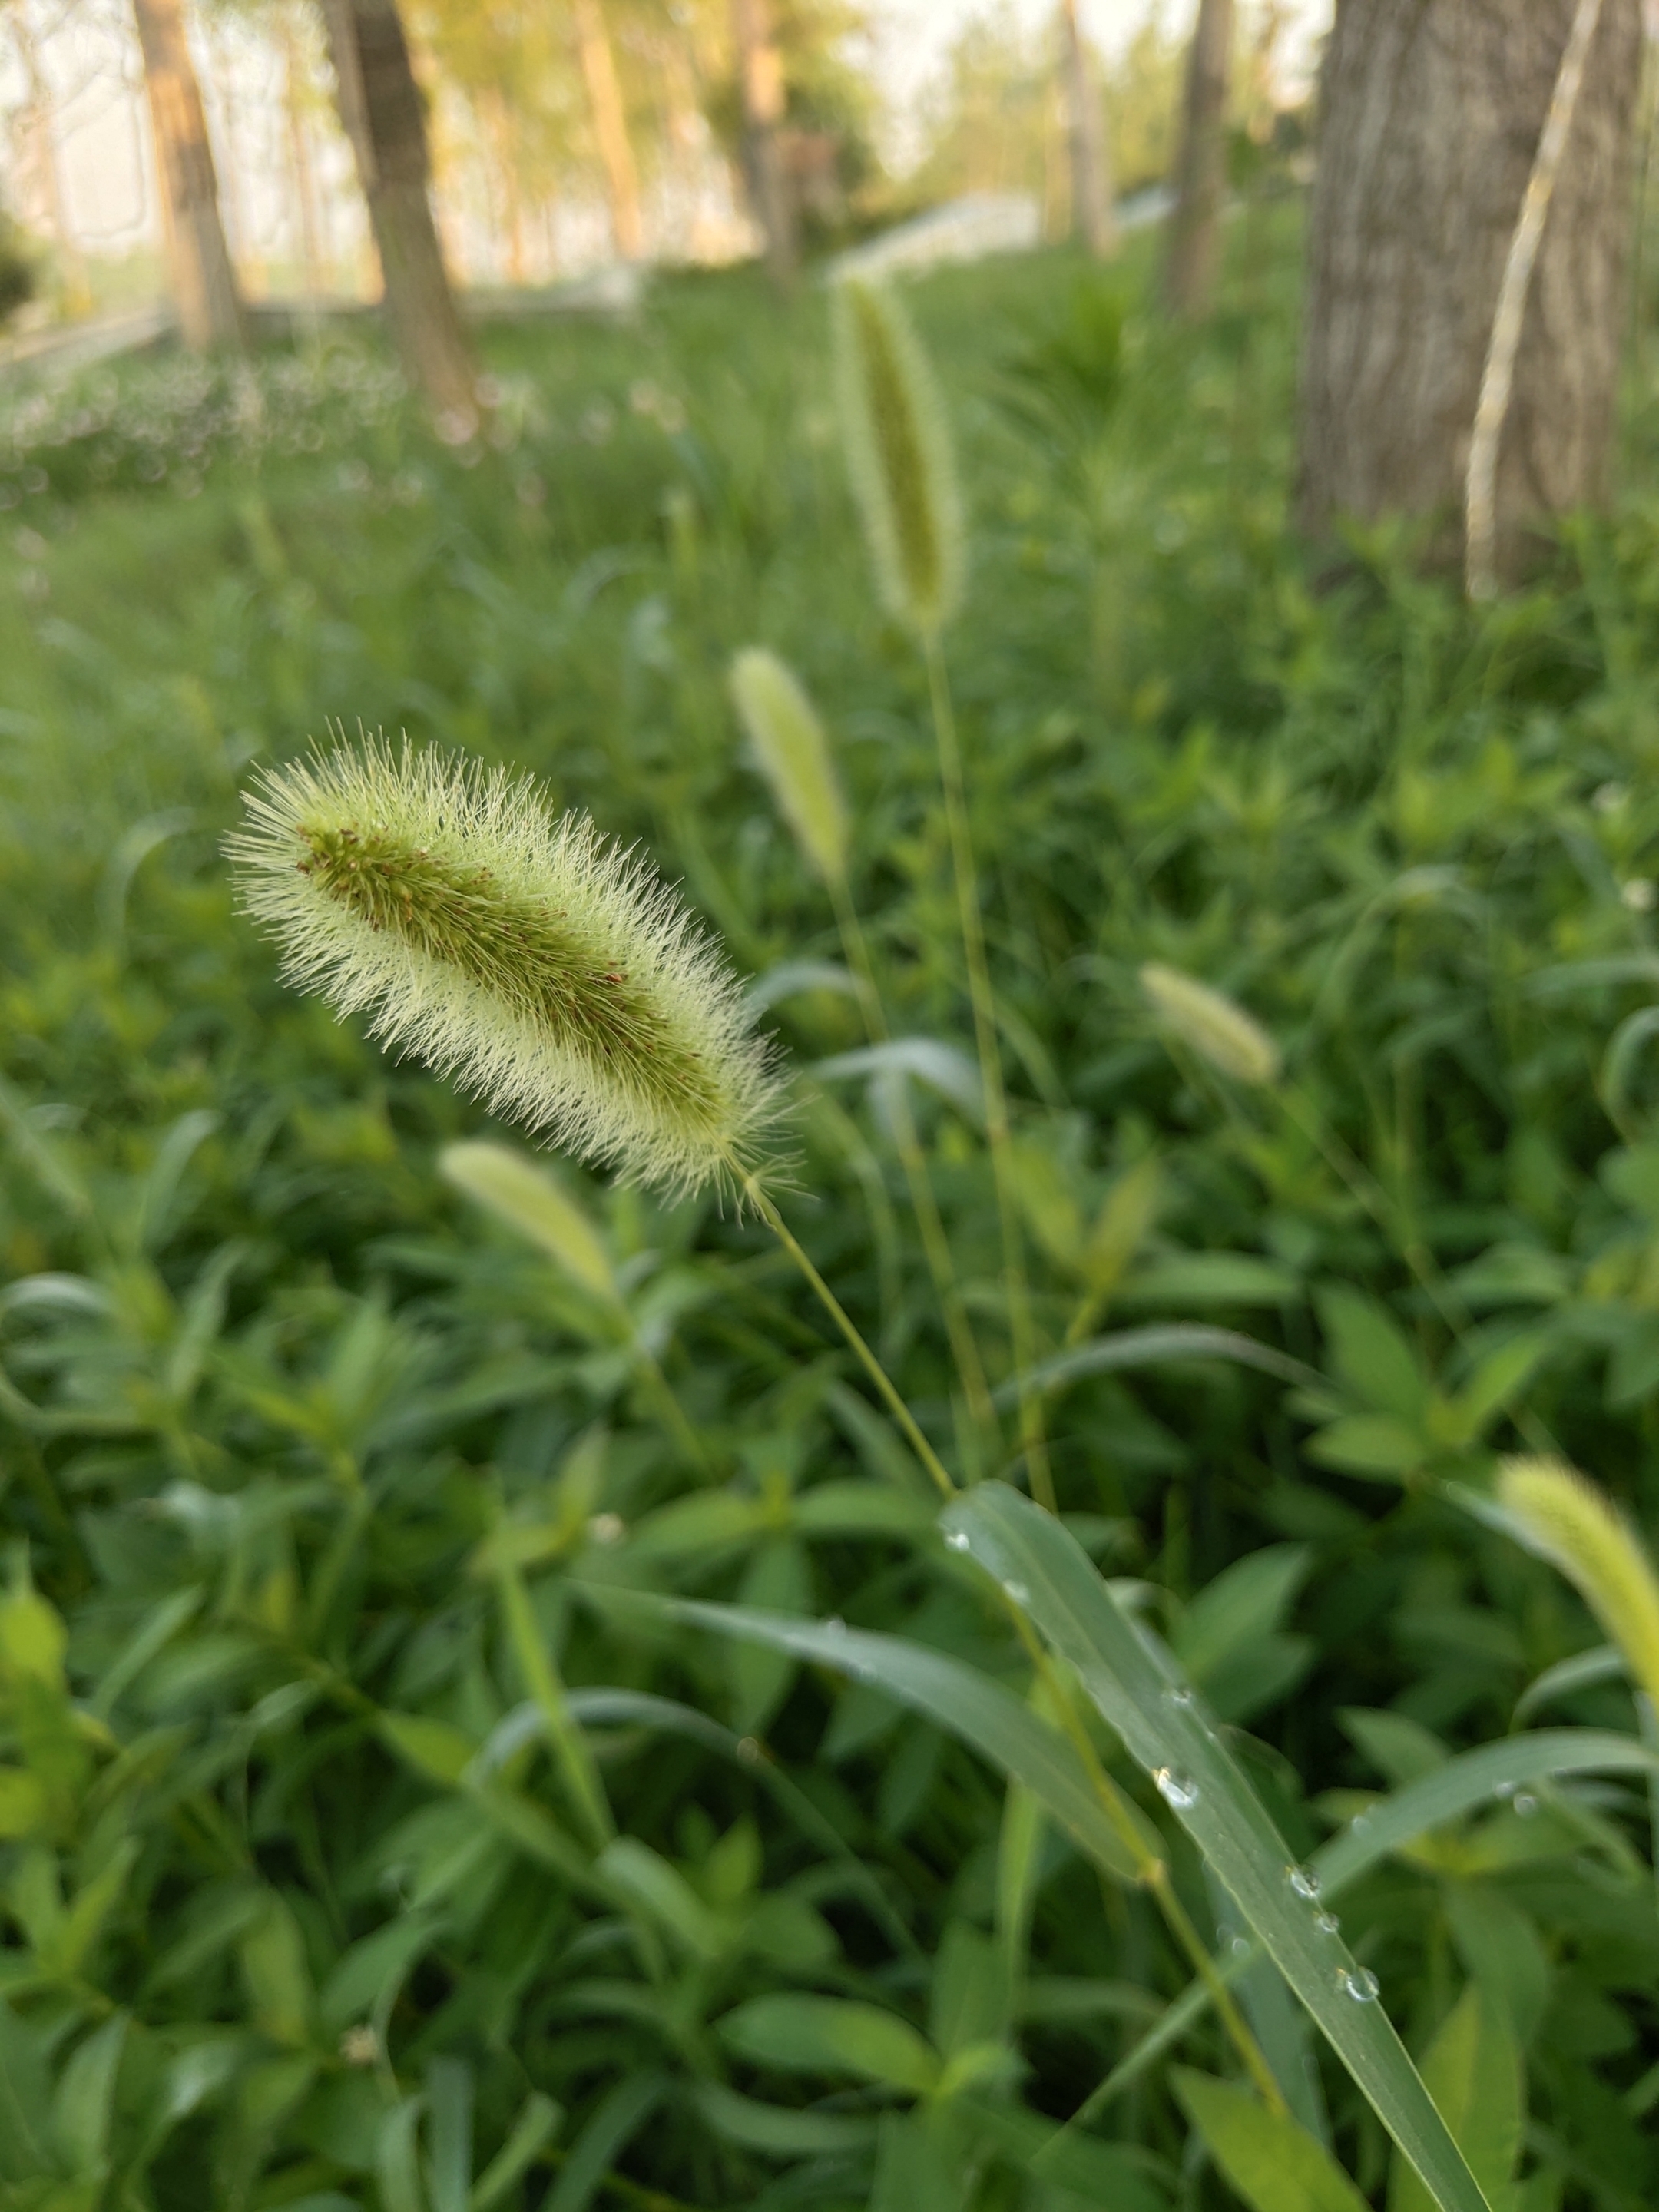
(729, 647, 848, 888)
(1140, 962, 1281, 1088)
(441, 1141, 617, 1303)
(229, 737, 777, 1197)
(1498, 1456, 1659, 1710)
(833, 277, 964, 637)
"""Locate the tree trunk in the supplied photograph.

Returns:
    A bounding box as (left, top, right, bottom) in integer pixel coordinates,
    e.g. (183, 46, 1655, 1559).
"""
(320, 0, 478, 426)
(280, 8, 323, 303)
(131, 0, 244, 349)
(1060, 0, 1117, 258)
(1295, 0, 1642, 580)
(732, 0, 796, 289)
(1163, 0, 1233, 315)
(8, 0, 91, 314)
(571, 0, 643, 261)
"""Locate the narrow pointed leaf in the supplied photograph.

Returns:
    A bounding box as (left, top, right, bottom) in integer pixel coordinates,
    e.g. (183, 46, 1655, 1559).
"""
(669, 1597, 1142, 1882)
(943, 1483, 1493, 2212)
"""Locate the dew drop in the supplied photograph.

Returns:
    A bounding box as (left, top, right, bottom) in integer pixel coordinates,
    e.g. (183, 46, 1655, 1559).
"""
(1286, 1865, 1322, 1902)
(945, 1529, 972, 1553)
(1493, 1779, 1518, 1801)
(1314, 1909, 1341, 1936)
(825, 1615, 846, 1634)
(1349, 1813, 1372, 1836)
(1154, 1767, 1199, 1810)
(1166, 1686, 1197, 1710)
(1339, 1968, 1380, 2004)
(1512, 1790, 1538, 1819)
(1002, 1578, 1031, 1604)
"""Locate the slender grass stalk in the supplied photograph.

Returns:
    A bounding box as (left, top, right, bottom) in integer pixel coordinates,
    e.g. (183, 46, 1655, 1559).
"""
(739, 1167, 955, 1503)
(830, 879, 998, 1463)
(833, 281, 1051, 1502)
(729, 641, 995, 1455)
(926, 638, 1053, 1508)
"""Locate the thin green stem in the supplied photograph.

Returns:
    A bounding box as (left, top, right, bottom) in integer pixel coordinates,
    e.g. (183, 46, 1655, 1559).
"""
(832, 876, 998, 1462)
(628, 1330, 714, 1478)
(740, 1171, 955, 1501)
(922, 634, 1054, 1509)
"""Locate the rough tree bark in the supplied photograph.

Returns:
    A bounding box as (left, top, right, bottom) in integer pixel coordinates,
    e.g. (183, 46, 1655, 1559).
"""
(571, 0, 642, 260)
(1163, 0, 1233, 314)
(1059, 0, 1116, 258)
(320, 0, 477, 426)
(732, 0, 796, 289)
(131, 0, 244, 349)
(1296, 0, 1643, 579)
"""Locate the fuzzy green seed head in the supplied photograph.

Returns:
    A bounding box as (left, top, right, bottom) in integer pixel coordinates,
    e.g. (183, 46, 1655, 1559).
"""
(730, 647, 848, 888)
(228, 736, 778, 1197)
(834, 277, 964, 637)
(1140, 962, 1280, 1088)
(1498, 1456, 1659, 1710)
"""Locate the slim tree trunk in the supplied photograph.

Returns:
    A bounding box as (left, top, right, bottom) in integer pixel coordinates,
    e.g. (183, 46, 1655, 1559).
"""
(131, 0, 244, 349)
(732, 0, 795, 289)
(8, 0, 91, 313)
(480, 85, 528, 283)
(280, 8, 323, 302)
(1163, 0, 1233, 315)
(571, 0, 643, 261)
(1295, 0, 1642, 581)
(1060, 0, 1116, 257)
(320, 0, 478, 426)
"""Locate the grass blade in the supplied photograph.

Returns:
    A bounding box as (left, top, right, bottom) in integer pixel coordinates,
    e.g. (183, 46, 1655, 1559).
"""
(942, 1483, 1494, 2212)
(669, 1598, 1141, 1883)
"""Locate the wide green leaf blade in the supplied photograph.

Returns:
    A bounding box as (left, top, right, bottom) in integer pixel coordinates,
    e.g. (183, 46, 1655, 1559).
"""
(943, 1483, 1493, 2212)
(669, 1598, 1141, 1882)
(1174, 2070, 1369, 2212)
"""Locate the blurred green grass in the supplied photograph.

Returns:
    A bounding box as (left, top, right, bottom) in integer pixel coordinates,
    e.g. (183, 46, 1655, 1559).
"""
(7, 211, 1659, 2207)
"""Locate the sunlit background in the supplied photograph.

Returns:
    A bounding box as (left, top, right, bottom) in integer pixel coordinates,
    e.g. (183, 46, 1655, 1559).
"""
(1, 0, 1328, 330)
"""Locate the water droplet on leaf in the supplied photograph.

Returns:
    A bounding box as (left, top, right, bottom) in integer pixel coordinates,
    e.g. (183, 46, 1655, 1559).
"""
(1154, 1767, 1199, 1810)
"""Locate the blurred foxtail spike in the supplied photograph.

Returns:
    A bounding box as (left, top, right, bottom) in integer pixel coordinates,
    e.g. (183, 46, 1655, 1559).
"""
(1141, 962, 1281, 1088)
(1498, 1456, 1659, 1710)
(834, 277, 965, 637)
(729, 648, 849, 888)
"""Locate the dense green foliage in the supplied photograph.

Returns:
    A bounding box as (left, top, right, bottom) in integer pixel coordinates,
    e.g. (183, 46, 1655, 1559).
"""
(8, 220, 1659, 2209)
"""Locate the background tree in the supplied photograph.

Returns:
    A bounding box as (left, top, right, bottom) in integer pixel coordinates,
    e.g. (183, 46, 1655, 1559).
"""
(1162, 0, 1233, 315)
(131, 0, 245, 346)
(320, 0, 477, 422)
(5, 0, 90, 315)
(571, 0, 641, 261)
(1296, 0, 1642, 581)
(913, 3, 1177, 212)
(1058, 0, 1114, 257)
(732, 0, 794, 285)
